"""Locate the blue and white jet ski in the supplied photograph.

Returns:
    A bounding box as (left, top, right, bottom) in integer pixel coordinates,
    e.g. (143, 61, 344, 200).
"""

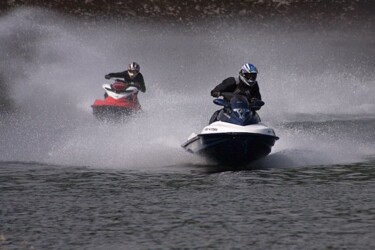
(182, 93, 279, 166)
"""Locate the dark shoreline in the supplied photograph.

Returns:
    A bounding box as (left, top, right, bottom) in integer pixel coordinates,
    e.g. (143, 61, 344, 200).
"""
(1, 0, 374, 23)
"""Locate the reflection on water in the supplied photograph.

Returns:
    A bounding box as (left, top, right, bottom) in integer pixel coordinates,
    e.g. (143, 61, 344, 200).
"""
(271, 161, 375, 184)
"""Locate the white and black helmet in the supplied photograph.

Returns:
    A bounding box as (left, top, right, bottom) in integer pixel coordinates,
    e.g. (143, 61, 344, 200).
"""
(239, 63, 258, 87)
(128, 62, 140, 78)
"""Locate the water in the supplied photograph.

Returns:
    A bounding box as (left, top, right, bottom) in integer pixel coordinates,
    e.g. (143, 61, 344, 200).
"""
(1, 6, 375, 250)
(1, 161, 375, 249)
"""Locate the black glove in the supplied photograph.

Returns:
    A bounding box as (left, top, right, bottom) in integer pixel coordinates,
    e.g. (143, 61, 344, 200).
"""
(250, 98, 265, 110)
(211, 91, 220, 97)
(105, 74, 111, 79)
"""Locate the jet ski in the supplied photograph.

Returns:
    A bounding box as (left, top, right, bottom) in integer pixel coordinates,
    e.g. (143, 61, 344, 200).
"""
(91, 79, 141, 121)
(182, 93, 279, 166)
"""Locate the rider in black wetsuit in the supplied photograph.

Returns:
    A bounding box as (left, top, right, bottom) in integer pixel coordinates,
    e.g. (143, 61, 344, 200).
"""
(105, 62, 146, 93)
(209, 63, 262, 123)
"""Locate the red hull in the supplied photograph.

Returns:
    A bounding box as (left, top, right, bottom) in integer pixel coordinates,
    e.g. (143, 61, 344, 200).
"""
(92, 96, 139, 109)
(91, 96, 141, 121)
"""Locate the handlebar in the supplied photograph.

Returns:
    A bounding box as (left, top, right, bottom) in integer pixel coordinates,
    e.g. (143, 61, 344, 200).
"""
(220, 92, 235, 100)
(213, 93, 264, 110)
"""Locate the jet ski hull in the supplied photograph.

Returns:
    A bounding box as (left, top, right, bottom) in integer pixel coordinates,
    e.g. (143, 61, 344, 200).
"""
(91, 97, 141, 121)
(182, 95, 279, 167)
(182, 132, 278, 165)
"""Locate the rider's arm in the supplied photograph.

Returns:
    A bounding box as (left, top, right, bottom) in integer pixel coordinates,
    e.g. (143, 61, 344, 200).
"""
(251, 82, 262, 101)
(132, 73, 146, 92)
(106, 71, 127, 78)
(211, 77, 237, 97)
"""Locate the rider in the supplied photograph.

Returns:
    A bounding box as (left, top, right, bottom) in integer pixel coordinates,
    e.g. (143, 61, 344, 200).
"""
(105, 62, 146, 93)
(209, 63, 262, 123)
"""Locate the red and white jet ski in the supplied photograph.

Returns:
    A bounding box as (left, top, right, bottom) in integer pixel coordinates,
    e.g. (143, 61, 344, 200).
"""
(91, 79, 141, 121)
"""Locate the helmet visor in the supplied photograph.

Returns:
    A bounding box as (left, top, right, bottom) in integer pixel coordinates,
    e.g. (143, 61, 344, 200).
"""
(243, 73, 257, 81)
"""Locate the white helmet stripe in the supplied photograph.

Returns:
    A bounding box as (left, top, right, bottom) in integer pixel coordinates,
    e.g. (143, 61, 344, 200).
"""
(245, 64, 250, 71)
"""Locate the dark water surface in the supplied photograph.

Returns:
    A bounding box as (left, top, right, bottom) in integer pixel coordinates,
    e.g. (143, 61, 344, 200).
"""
(1, 160, 375, 250)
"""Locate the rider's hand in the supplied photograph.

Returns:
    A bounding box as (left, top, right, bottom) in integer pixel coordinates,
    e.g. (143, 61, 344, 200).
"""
(211, 91, 220, 97)
(105, 74, 111, 79)
(250, 98, 264, 110)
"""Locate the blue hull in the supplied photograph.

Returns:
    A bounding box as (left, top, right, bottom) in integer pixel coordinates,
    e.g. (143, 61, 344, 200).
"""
(182, 133, 278, 166)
